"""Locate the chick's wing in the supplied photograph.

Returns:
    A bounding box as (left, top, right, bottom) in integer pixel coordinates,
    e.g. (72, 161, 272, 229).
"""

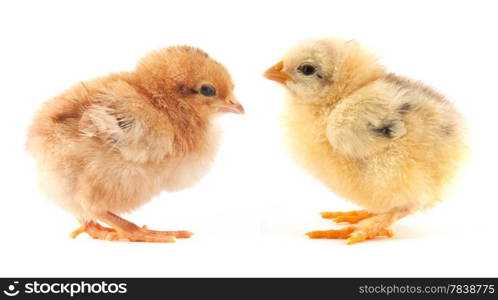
(79, 81, 172, 163)
(326, 97, 406, 158)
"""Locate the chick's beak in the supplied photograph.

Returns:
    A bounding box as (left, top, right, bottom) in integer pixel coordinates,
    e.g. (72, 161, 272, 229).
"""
(225, 102, 245, 114)
(219, 97, 245, 114)
(263, 61, 291, 83)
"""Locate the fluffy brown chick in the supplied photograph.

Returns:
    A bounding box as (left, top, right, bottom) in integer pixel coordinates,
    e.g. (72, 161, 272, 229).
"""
(264, 38, 466, 244)
(27, 46, 244, 243)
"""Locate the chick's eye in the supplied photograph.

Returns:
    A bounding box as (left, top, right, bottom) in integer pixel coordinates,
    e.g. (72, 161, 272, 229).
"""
(298, 64, 316, 76)
(200, 84, 216, 97)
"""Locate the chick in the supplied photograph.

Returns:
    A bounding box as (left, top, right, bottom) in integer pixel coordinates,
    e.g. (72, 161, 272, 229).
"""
(27, 46, 244, 243)
(264, 38, 466, 244)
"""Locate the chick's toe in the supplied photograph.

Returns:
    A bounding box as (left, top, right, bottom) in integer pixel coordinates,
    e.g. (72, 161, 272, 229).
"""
(70, 221, 118, 241)
(321, 210, 374, 224)
(346, 228, 394, 245)
(306, 227, 356, 239)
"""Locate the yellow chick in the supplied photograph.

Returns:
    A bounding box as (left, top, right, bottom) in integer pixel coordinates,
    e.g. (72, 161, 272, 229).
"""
(27, 46, 244, 243)
(264, 38, 466, 244)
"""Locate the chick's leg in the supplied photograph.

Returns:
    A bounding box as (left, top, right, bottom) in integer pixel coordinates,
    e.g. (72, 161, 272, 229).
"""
(93, 211, 193, 243)
(321, 210, 374, 224)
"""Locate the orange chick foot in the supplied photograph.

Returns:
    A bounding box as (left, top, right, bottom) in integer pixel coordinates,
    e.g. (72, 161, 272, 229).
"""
(306, 226, 393, 245)
(70, 221, 192, 243)
(320, 210, 374, 224)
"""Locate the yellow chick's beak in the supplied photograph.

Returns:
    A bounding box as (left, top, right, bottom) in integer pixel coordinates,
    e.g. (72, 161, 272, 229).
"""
(263, 61, 291, 84)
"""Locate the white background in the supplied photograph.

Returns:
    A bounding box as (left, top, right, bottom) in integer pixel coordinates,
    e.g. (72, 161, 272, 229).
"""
(0, 0, 497, 277)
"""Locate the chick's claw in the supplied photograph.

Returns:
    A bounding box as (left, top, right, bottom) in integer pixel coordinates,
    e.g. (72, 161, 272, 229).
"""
(320, 210, 374, 224)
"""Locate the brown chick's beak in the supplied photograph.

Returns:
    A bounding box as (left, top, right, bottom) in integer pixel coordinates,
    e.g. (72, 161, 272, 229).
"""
(263, 61, 291, 83)
(219, 102, 245, 114)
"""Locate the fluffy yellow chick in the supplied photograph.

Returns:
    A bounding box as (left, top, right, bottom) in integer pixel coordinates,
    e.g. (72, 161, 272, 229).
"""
(27, 46, 244, 243)
(264, 38, 466, 244)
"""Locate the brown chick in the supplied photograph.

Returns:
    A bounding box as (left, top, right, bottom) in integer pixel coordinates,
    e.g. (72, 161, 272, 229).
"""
(27, 46, 244, 243)
(264, 38, 466, 244)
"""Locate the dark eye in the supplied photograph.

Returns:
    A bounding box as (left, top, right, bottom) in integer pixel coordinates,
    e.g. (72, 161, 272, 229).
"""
(298, 64, 316, 76)
(200, 84, 216, 97)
